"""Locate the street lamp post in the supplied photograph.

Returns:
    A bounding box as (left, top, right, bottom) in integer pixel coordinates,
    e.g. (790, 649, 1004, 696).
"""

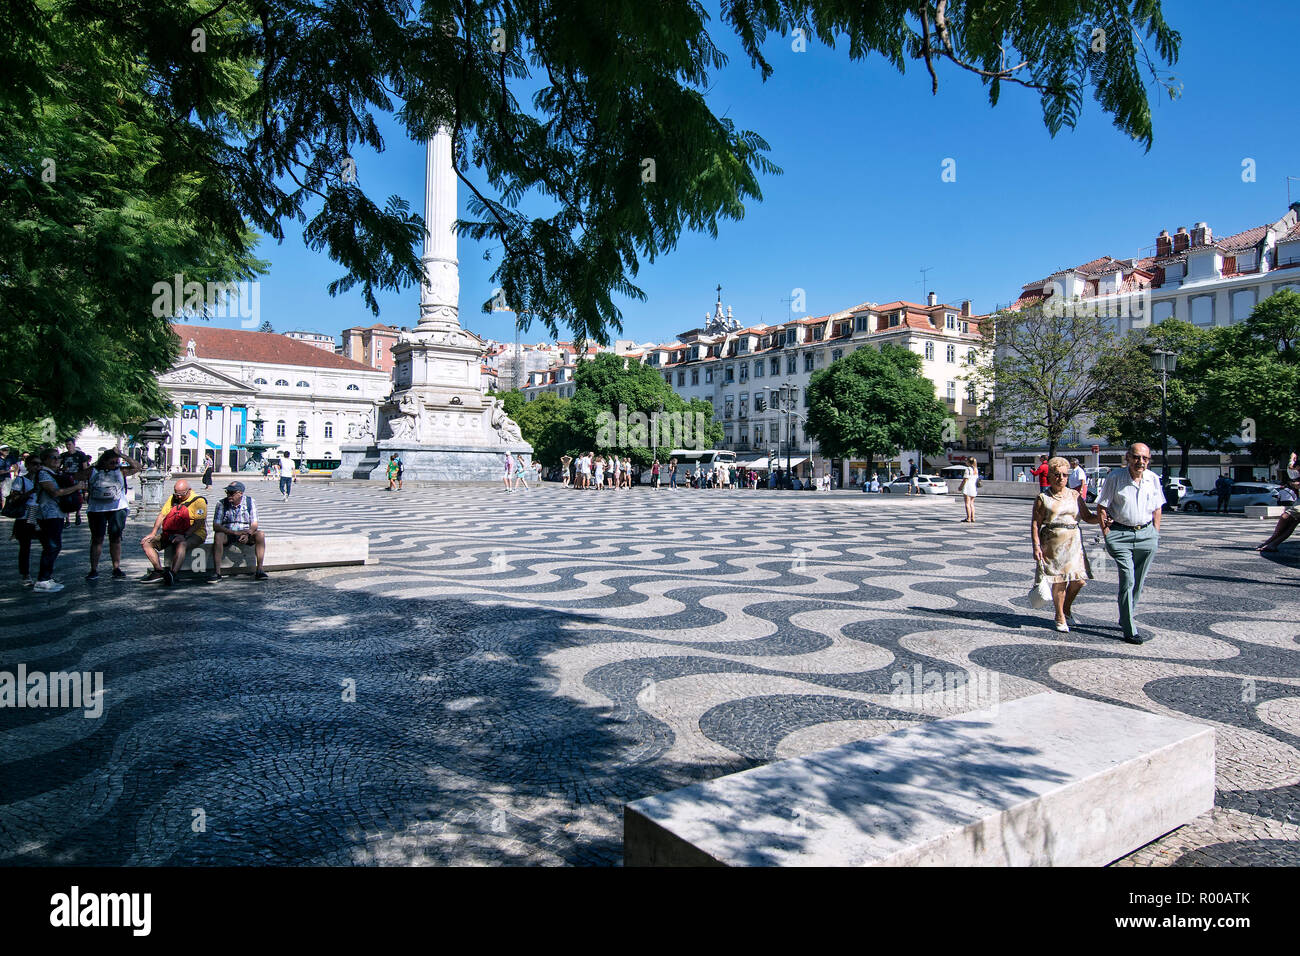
(1151, 348, 1177, 485)
(296, 421, 307, 465)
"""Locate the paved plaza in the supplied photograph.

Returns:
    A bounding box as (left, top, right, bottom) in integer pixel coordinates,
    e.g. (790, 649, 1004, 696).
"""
(1, 482, 1298, 866)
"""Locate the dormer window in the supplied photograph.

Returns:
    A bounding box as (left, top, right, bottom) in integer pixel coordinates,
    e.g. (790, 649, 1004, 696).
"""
(945, 314, 957, 329)
(811, 326, 824, 341)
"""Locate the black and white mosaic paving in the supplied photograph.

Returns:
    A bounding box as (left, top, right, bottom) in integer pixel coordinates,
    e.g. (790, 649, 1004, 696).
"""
(1, 483, 1297, 865)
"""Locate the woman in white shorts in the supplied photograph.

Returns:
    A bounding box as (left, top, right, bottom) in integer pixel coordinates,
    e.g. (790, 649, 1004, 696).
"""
(960, 457, 979, 523)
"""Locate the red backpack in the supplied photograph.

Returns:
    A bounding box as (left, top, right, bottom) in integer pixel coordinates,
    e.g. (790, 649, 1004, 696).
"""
(160, 501, 192, 536)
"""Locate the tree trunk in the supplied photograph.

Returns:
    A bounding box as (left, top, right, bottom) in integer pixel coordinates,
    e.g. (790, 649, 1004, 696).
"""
(1178, 441, 1191, 478)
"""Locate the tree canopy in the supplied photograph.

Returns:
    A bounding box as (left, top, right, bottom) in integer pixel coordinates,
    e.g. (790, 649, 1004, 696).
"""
(804, 344, 951, 473)
(967, 302, 1128, 458)
(566, 353, 720, 465)
(3, 0, 1182, 436)
(1090, 319, 1231, 476)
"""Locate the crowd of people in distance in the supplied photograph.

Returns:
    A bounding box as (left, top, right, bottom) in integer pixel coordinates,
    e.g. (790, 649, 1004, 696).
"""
(3, 438, 273, 591)
(557, 454, 769, 490)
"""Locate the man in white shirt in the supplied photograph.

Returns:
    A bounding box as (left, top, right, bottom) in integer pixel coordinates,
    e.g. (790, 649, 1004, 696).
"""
(1067, 458, 1088, 499)
(1096, 442, 1166, 644)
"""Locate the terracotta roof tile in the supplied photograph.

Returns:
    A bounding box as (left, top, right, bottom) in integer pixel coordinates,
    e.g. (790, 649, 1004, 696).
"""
(173, 324, 378, 372)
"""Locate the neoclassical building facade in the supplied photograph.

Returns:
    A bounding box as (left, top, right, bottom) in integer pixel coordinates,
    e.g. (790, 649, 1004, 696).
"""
(77, 324, 390, 473)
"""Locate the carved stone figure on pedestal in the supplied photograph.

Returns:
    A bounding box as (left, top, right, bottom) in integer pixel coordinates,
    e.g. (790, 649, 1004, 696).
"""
(490, 398, 524, 444)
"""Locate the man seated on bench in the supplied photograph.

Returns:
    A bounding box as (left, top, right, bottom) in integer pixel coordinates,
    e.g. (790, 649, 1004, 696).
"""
(140, 478, 208, 587)
(211, 481, 268, 581)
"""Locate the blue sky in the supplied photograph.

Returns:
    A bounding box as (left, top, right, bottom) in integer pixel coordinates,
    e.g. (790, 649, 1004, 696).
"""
(223, 0, 1300, 347)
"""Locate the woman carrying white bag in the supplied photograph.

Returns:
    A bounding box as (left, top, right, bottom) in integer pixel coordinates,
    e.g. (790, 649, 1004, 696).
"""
(1030, 457, 1101, 632)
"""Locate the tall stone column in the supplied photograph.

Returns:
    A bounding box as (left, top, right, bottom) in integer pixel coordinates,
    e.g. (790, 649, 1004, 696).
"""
(416, 127, 460, 331)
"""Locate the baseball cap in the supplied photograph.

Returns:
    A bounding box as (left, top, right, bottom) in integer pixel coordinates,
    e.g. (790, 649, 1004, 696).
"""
(224, 481, 246, 494)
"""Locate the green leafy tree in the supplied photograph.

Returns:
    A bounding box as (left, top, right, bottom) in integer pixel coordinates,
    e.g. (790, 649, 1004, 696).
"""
(1199, 290, 1300, 471)
(511, 391, 573, 465)
(967, 303, 1126, 458)
(805, 344, 951, 477)
(1, 1, 268, 438)
(4, 1, 1182, 438)
(493, 389, 528, 423)
(567, 354, 720, 466)
(1090, 319, 1232, 476)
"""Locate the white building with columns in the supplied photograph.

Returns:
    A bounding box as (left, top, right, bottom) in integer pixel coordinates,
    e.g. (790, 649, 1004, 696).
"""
(76, 323, 390, 473)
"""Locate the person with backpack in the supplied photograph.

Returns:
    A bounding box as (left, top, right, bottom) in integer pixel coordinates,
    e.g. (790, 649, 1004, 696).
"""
(4, 453, 40, 588)
(73, 448, 142, 581)
(210, 481, 268, 581)
(60, 439, 91, 526)
(30, 448, 88, 592)
(139, 478, 208, 587)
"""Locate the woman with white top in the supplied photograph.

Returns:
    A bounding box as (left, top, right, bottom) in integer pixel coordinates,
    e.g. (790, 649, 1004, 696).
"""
(8, 454, 38, 587)
(959, 457, 979, 523)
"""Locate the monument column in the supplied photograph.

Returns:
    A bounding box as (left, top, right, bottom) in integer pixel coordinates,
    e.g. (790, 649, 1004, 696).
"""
(417, 126, 459, 330)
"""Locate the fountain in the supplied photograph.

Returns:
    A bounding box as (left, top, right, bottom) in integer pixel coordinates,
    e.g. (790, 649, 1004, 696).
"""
(241, 409, 278, 473)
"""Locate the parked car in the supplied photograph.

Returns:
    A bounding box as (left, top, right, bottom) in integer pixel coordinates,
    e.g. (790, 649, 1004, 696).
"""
(1180, 482, 1279, 513)
(882, 475, 949, 495)
(1163, 476, 1195, 507)
(937, 465, 969, 480)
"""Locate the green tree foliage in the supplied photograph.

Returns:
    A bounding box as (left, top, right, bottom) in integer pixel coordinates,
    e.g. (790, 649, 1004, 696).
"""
(1, 1, 268, 439)
(566, 354, 720, 466)
(510, 390, 572, 465)
(805, 344, 951, 475)
(1090, 319, 1231, 476)
(1198, 290, 1300, 470)
(968, 303, 1125, 458)
(494, 389, 528, 423)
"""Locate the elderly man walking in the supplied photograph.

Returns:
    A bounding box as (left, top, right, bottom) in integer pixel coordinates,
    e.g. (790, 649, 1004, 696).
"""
(1095, 442, 1166, 644)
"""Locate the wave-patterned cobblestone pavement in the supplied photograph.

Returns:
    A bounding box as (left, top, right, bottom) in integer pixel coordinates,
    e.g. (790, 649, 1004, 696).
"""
(1, 483, 1297, 865)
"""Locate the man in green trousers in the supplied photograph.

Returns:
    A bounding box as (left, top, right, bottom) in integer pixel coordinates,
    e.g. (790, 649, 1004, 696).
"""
(1096, 442, 1166, 644)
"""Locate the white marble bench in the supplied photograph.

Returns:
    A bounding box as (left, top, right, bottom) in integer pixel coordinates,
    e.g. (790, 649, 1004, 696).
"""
(1244, 504, 1284, 519)
(624, 692, 1214, 867)
(178, 533, 375, 575)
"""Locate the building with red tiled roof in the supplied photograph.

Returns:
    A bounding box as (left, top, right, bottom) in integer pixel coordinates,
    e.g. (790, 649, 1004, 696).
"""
(75, 323, 392, 477)
(340, 322, 400, 374)
(1012, 203, 1300, 332)
(522, 288, 990, 482)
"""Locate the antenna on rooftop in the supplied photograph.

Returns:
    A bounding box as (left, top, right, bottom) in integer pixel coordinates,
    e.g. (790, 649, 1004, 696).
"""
(919, 266, 934, 301)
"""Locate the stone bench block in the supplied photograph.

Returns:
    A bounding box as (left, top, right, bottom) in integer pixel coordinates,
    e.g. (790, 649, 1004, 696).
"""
(1244, 504, 1284, 519)
(178, 533, 375, 574)
(624, 692, 1214, 867)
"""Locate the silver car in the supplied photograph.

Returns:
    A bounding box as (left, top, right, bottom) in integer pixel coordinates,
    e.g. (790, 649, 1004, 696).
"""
(1180, 482, 1279, 513)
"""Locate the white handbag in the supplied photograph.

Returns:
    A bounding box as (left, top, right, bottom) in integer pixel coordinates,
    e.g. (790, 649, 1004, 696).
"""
(1028, 567, 1052, 608)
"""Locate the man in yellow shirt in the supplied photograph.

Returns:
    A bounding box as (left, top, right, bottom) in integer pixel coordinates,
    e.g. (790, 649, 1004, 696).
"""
(139, 479, 208, 586)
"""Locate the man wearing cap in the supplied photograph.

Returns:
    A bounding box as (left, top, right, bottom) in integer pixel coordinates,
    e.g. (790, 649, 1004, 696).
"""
(210, 481, 268, 581)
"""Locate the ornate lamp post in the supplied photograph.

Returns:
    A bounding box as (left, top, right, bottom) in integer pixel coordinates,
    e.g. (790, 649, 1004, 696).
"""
(1151, 348, 1178, 485)
(132, 418, 169, 510)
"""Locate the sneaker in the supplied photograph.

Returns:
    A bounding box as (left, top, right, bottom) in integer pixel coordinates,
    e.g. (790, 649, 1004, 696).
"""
(1054, 621, 1070, 633)
(20, 576, 34, 588)
(211, 572, 223, 582)
(1123, 632, 1147, 645)
(162, 569, 174, 587)
(254, 570, 269, 581)
(140, 569, 163, 583)
(33, 580, 64, 593)
(111, 568, 126, 579)
(86, 569, 99, 581)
